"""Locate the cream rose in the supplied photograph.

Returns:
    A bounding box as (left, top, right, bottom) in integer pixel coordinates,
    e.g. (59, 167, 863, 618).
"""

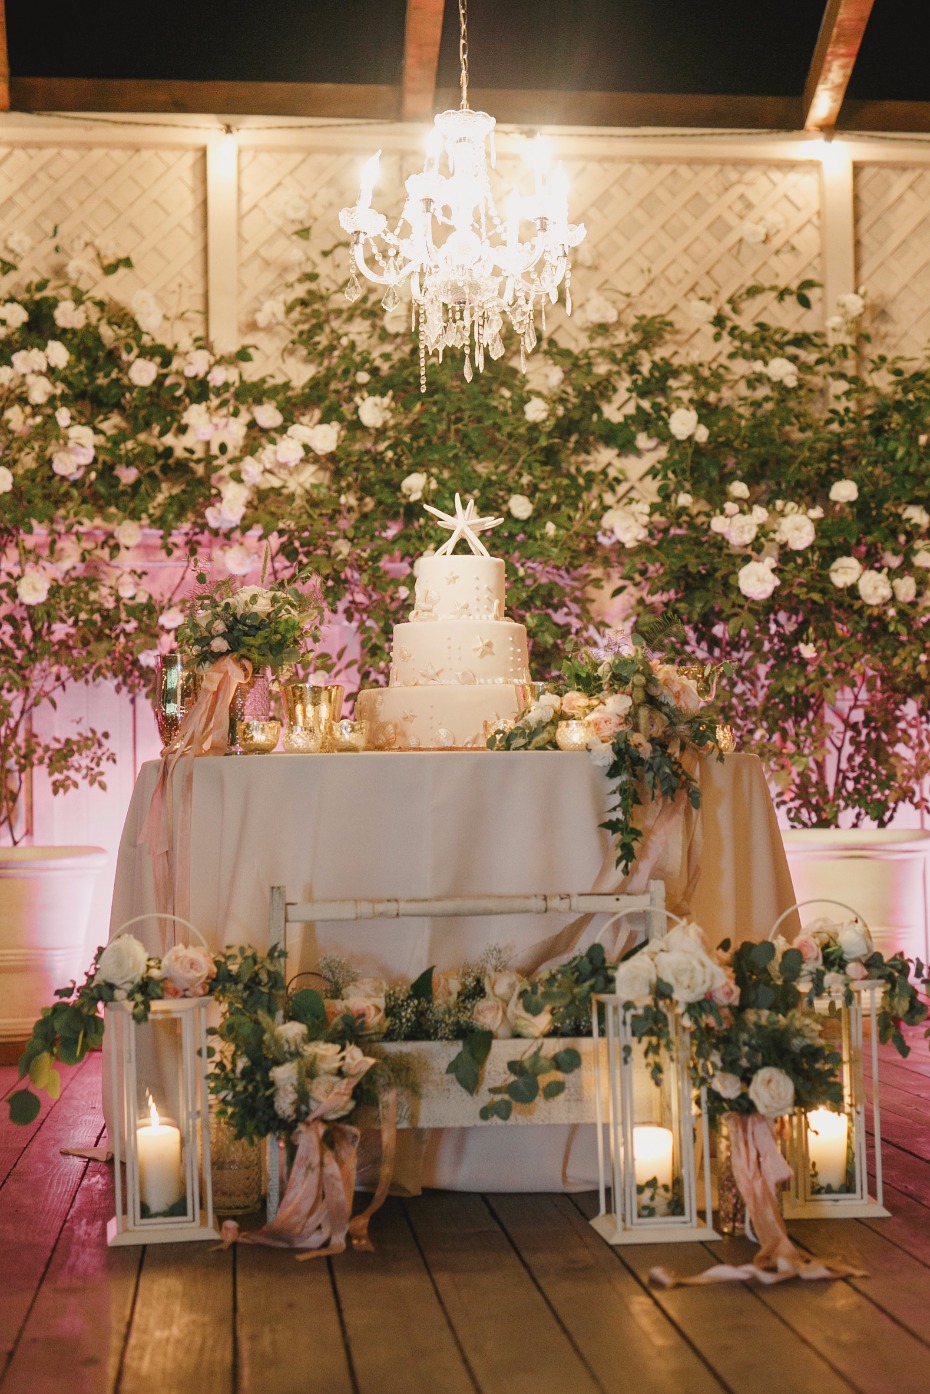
(892, 575, 917, 603)
(838, 921, 872, 961)
(233, 584, 275, 615)
(96, 934, 149, 991)
(270, 1060, 300, 1121)
(668, 407, 699, 440)
(274, 1020, 310, 1051)
(587, 709, 625, 741)
(432, 968, 464, 1006)
(652, 663, 703, 715)
(829, 479, 859, 503)
(653, 948, 717, 1004)
(309, 1072, 356, 1121)
(160, 944, 216, 996)
(472, 997, 512, 1037)
(484, 969, 523, 1004)
(736, 557, 779, 601)
(343, 978, 387, 1037)
(829, 555, 862, 589)
(857, 569, 893, 605)
(775, 514, 816, 550)
(612, 953, 658, 1003)
(726, 514, 758, 548)
(748, 1066, 795, 1117)
(508, 494, 533, 520)
(508, 992, 554, 1038)
(303, 1041, 345, 1075)
(710, 1071, 743, 1100)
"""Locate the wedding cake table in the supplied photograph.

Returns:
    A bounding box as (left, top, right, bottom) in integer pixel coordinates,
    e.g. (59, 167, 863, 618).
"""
(107, 747, 796, 1190)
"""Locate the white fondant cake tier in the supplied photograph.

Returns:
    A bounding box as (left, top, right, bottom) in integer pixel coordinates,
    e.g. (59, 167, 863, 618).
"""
(413, 555, 505, 622)
(389, 619, 529, 688)
(356, 685, 525, 750)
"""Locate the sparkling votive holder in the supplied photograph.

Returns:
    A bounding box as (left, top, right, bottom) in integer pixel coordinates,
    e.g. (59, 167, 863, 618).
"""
(282, 681, 344, 753)
(555, 719, 591, 752)
(484, 717, 514, 746)
(154, 652, 202, 752)
(330, 719, 368, 752)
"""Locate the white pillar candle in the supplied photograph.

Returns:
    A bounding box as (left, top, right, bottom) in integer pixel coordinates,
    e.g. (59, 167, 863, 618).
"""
(807, 1108, 849, 1191)
(632, 1124, 675, 1190)
(137, 1102, 184, 1216)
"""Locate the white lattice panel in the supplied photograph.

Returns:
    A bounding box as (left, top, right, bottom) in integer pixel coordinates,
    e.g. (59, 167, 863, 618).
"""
(0, 144, 207, 327)
(856, 164, 930, 357)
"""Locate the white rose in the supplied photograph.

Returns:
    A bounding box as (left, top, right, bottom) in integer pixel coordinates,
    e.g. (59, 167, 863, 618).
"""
(546, 366, 564, 391)
(612, 953, 658, 1003)
(523, 396, 549, 423)
(892, 575, 917, 603)
(45, 340, 70, 369)
(676, 492, 693, 508)
(710, 1071, 743, 1100)
(776, 514, 816, 550)
(96, 934, 149, 990)
(308, 1072, 356, 1121)
(357, 394, 392, 429)
(401, 471, 428, 502)
(270, 1060, 300, 1121)
(509, 494, 533, 520)
(687, 299, 716, 323)
(161, 944, 216, 995)
(128, 357, 158, 387)
(914, 550, 930, 570)
(742, 221, 767, 245)
(709, 514, 730, 535)
(0, 300, 29, 326)
(838, 921, 872, 961)
(829, 555, 862, 588)
(159, 606, 185, 630)
(53, 299, 87, 330)
(183, 348, 213, 378)
(728, 481, 750, 499)
(601, 504, 649, 547)
(829, 479, 859, 503)
(255, 297, 286, 329)
(252, 402, 284, 429)
(748, 1066, 795, 1118)
(484, 969, 523, 1005)
(857, 569, 893, 605)
(12, 347, 47, 375)
(234, 584, 274, 615)
(798, 642, 818, 660)
(726, 514, 758, 547)
(0, 465, 13, 493)
(275, 437, 304, 467)
(737, 557, 779, 601)
(304, 422, 340, 454)
(131, 289, 164, 334)
(837, 292, 865, 318)
(472, 997, 512, 1037)
(273, 1021, 310, 1052)
(903, 505, 930, 530)
(652, 948, 716, 1004)
(16, 570, 50, 605)
(115, 519, 143, 550)
(765, 357, 798, 388)
(668, 407, 699, 440)
(580, 293, 618, 325)
(27, 375, 54, 405)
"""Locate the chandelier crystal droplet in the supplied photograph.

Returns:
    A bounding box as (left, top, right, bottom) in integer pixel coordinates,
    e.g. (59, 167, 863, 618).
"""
(338, 0, 586, 391)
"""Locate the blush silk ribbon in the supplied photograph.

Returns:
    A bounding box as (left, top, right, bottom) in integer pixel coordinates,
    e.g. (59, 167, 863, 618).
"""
(620, 747, 703, 916)
(217, 1089, 398, 1259)
(140, 656, 251, 922)
(649, 1112, 866, 1288)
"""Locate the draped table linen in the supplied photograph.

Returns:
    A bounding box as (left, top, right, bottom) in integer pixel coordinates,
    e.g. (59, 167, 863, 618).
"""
(108, 749, 796, 1191)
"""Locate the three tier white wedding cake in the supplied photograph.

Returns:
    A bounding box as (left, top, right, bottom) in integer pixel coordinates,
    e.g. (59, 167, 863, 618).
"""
(356, 495, 532, 749)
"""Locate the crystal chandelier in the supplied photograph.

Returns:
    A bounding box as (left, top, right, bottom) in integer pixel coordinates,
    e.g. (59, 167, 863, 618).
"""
(338, 0, 586, 391)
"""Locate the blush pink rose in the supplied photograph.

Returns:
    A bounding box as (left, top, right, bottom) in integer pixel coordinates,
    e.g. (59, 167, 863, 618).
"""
(709, 976, 741, 1007)
(587, 710, 624, 741)
(793, 935, 823, 967)
(160, 944, 217, 997)
(846, 961, 869, 980)
(561, 690, 591, 716)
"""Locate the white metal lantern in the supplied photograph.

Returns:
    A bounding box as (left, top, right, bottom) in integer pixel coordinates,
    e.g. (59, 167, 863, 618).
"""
(590, 994, 718, 1245)
(782, 979, 888, 1219)
(107, 996, 218, 1246)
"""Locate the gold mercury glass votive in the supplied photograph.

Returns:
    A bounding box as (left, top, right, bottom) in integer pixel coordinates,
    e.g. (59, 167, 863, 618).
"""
(515, 681, 550, 712)
(716, 723, 736, 753)
(282, 681, 344, 753)
(555, 719, 591, 752)
(237, 719, 281, 754)
(484, 717, 514, 744)
(330, 718, 368, 752)
(154, 652, 202, 751)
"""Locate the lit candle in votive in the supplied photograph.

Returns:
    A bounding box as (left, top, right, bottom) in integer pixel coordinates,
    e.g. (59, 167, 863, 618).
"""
(137, 1100, 184, 1216)
(632, 1124, 675, 1190)
(807, 1108, 848, 1191)
(358, 150, 381, 208)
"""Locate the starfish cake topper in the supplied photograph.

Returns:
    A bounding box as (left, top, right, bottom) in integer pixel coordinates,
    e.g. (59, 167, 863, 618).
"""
(423, 493, 504, 557)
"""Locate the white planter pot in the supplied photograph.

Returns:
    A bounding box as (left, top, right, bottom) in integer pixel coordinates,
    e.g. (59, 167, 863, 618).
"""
(0, 846, 107, 1045)
(781, 828, 930, 962)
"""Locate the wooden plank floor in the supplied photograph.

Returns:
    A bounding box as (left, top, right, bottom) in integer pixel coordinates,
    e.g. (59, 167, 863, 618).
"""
(3, 1040, 930, 1394)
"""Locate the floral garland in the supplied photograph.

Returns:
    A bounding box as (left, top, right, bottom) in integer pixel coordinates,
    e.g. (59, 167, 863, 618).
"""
(489, 632, 725, 872)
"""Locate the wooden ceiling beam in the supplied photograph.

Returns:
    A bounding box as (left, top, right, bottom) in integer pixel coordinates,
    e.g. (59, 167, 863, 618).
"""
(1, 0, 11, 112)
(401, 0, 445, 122)
(7, 77, 399, 120)
(803, 0, 875, 133)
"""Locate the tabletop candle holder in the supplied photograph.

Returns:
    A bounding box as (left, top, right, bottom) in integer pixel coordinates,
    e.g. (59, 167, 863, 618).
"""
(107, 996, 218, 1246)
(283, 681, 344, 753)
(154, 652, 202, 752)
(555, 719, 591, 752)
(329, 718, 368, 752)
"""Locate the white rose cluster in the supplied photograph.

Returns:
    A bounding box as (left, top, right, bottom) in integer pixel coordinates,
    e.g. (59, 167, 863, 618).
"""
(601, 500, 650, 548)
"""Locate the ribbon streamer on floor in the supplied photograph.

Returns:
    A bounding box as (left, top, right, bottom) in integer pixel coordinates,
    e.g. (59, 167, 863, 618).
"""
(649, 1112, 865, 1288)
(217, 1089, 397, 1259)
(140, 655, 251, 921)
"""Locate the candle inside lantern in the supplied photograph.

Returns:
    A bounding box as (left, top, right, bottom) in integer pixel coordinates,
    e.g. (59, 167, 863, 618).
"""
(807, 1108, 849, 1191)
(632, 1124, 675, 1191)
(137, 1099, 184, 1216)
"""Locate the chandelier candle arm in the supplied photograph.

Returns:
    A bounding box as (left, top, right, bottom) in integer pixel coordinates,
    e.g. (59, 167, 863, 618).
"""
(337, 0, 586, 389)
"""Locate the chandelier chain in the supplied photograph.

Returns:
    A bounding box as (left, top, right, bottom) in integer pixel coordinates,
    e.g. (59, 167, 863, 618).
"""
(458, 0, 469, 110)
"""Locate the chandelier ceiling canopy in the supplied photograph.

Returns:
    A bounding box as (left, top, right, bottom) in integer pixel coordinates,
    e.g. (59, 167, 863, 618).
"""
(339, 0, 586, 391)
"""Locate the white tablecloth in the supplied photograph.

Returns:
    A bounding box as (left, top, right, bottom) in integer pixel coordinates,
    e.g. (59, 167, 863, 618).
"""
(109, 749, 797, 1190)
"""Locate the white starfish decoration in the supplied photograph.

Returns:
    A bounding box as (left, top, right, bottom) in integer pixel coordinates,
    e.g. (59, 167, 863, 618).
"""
(473, 636, 494, 658)
(420, 663, 444, 684)
(423, 493, 504, 557)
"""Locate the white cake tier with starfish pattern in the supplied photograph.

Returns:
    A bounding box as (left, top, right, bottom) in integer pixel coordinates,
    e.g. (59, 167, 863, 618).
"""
(356, 494, 533, 749)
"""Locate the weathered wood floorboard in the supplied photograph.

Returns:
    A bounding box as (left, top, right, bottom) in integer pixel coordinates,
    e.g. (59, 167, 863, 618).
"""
(3, 1041, 930, 1393)
(0, 1055, 89, 1190)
